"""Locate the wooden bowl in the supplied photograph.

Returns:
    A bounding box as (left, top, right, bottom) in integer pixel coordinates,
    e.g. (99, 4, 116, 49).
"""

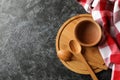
(74, 18, 102, 47)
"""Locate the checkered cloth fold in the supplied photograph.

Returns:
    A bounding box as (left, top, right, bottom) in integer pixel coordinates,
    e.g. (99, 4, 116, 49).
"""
(77, 0, 120, 80)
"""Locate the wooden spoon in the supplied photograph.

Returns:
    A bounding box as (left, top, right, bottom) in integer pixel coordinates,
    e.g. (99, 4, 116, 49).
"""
(69, 40, 98, 80)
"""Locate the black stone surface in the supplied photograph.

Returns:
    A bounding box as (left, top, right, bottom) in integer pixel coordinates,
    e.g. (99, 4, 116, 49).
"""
(0, 0, 112, 80)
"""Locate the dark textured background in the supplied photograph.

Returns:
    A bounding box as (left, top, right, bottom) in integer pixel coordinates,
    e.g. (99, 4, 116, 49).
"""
(0, 0, 112, 80)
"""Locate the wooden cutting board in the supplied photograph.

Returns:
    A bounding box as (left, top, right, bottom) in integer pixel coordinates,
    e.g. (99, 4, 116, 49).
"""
(56, 14, 108, 74)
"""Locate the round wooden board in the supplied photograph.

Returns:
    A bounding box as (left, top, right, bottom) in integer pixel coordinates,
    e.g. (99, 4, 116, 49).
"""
(56, 14, 108, 74)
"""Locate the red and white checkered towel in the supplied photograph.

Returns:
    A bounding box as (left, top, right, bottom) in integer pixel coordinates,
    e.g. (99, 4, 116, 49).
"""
(77, 0, 120, 80)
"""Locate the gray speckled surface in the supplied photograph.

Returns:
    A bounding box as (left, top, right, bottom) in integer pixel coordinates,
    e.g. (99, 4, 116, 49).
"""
(0, 0, 111, 80)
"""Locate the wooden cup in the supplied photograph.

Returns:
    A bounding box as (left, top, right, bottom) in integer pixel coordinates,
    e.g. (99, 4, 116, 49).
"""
(74, 18, 102, 47)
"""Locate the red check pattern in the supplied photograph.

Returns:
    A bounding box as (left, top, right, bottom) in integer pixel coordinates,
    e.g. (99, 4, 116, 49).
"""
(77, 0, 120, 80)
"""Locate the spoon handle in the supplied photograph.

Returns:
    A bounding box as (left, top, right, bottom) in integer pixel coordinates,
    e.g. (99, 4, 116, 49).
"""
(74, 53, 98, 80)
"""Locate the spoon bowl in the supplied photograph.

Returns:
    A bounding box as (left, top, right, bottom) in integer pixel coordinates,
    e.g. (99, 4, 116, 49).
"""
(69, 40, 81, 54)
(57, 50, 72, 61)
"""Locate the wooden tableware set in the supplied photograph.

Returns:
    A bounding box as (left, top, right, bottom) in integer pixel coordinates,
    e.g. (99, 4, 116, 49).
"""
(56, 14, 108, 80)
